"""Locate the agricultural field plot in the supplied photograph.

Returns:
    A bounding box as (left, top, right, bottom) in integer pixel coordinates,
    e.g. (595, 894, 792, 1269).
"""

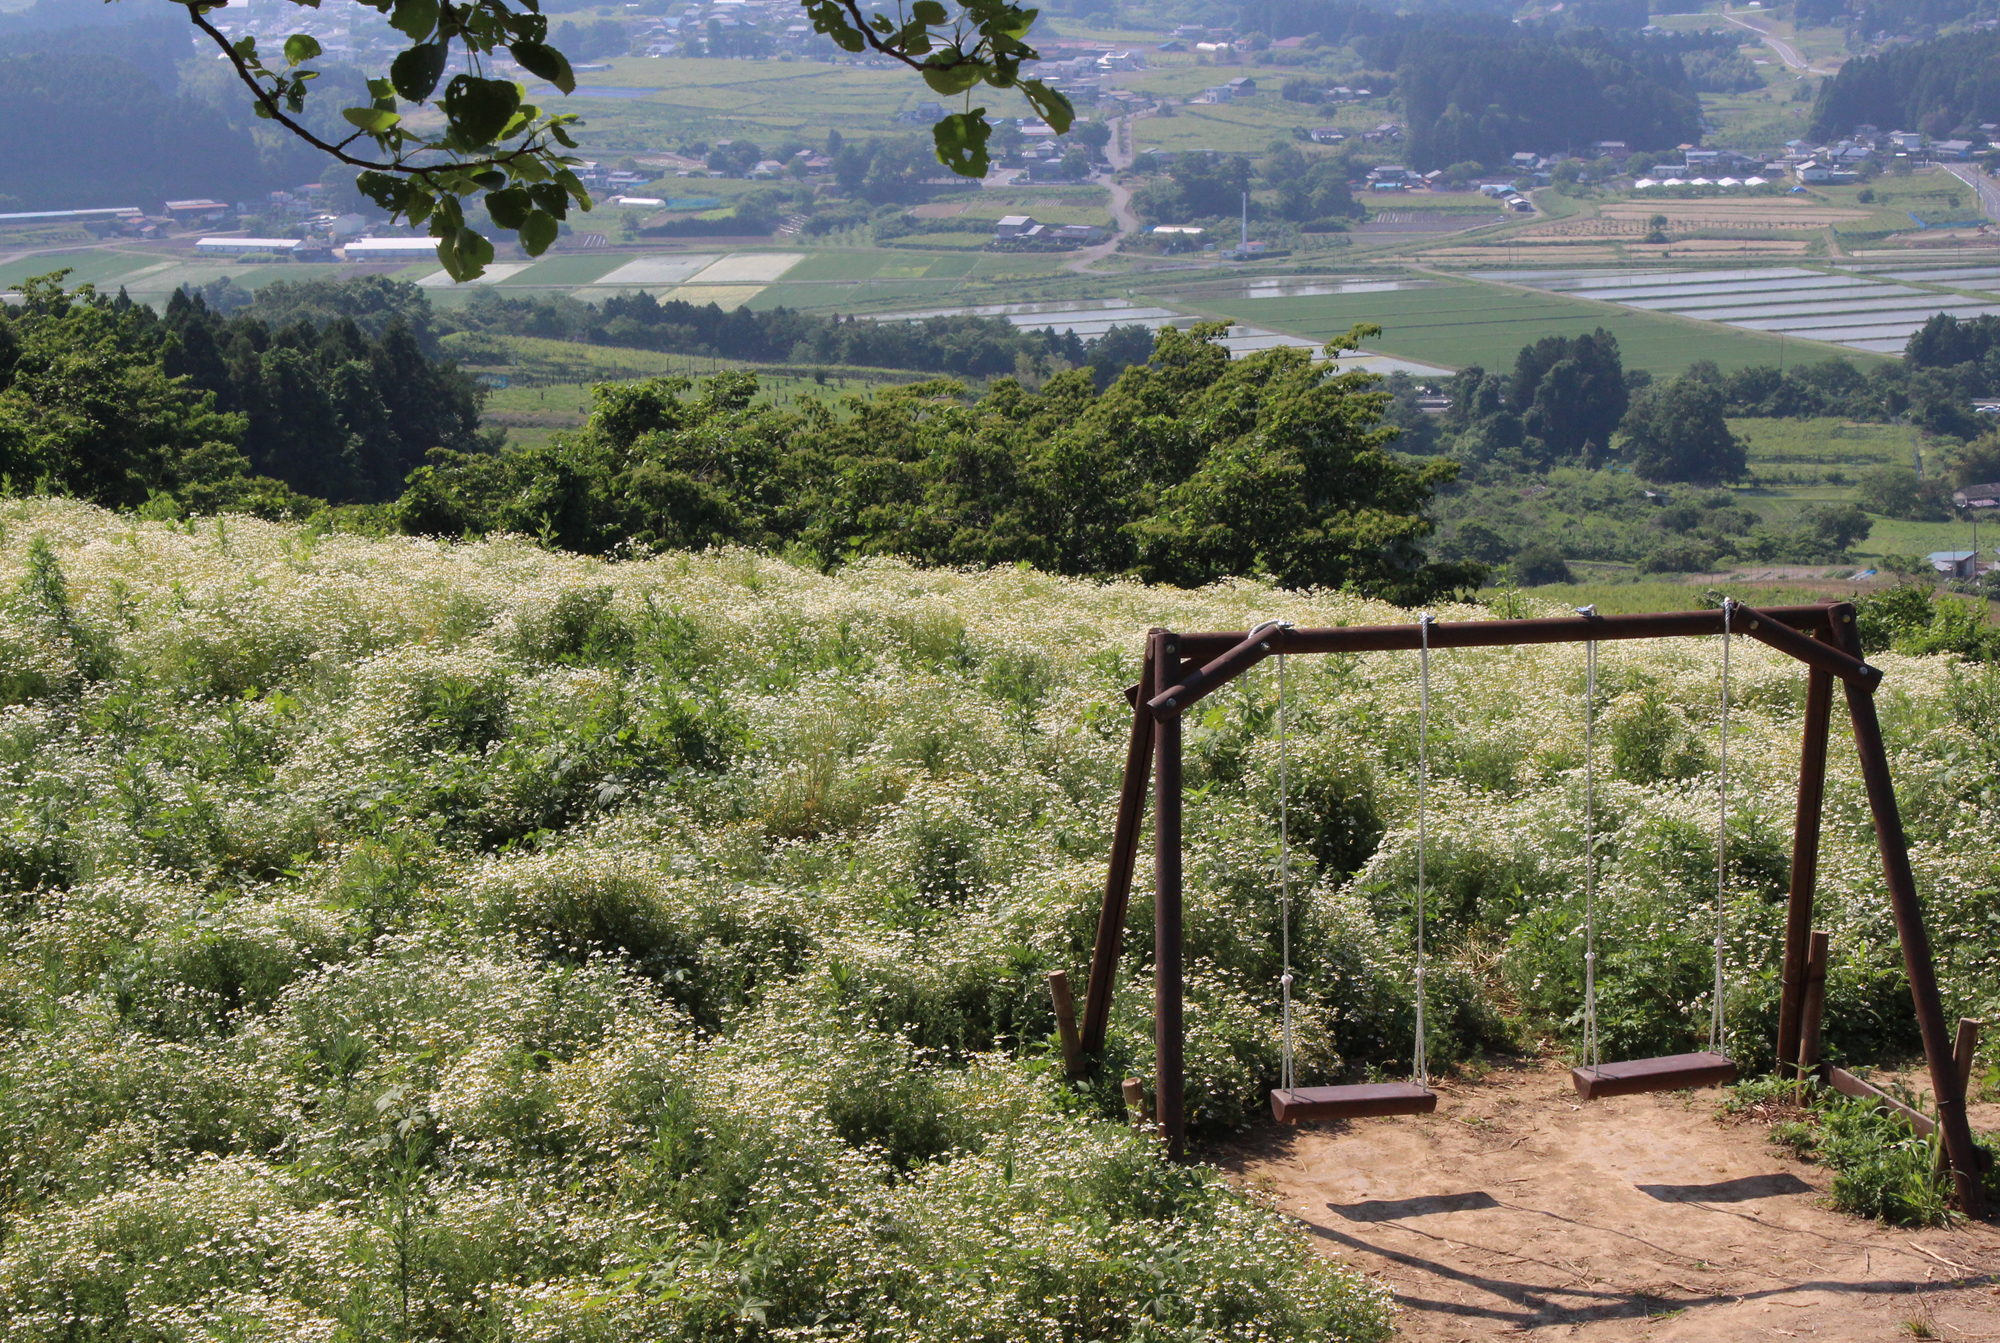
(416, 263, 532, 289)
(590, 254, 723, 287)
(1487, 266, 1994, 354)
(490, 252, 631, 286)
(0, 247, 175, 291)
(1600, 199, 1869, 230)
(1129, 101, 1376, 157)
(1810, 174, 1981, 234)
(510, 56, 973, 147)
(1164, 273, 1825, 376)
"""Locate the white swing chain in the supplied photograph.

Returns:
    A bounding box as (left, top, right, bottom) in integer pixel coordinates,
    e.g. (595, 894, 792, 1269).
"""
(1713, 598, 1734, 1055)
(1253, 620, 1297, 1096)
(1577, 606, 1600, 1075)
(1415, 612, 1434, 1089)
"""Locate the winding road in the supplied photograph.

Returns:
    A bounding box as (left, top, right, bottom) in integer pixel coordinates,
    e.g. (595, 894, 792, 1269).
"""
(1721, 10, 1823, 74)
(1064, 115, 1144, 273)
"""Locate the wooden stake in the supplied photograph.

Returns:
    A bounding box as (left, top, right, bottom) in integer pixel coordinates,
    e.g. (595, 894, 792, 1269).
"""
(1048, 970, 1083, 1079)
(1122, 1076, 1147, 1125)
(1795, 930, 1830, 1104)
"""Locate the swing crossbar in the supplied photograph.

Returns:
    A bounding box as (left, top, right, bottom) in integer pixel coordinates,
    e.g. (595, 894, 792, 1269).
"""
(1271, 1082, 1438, 1123)
(1148, 605, 1874, 720)
(1570, 1051, 1737, 1100)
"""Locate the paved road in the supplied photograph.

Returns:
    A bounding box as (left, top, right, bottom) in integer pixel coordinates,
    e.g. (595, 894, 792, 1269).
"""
(1945, 162, 2000, 223)
(1722, 10, 1814, 71)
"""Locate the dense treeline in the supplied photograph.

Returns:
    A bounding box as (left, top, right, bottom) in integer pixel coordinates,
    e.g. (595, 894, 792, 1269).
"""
(1795, 0, 2000, 41)
(1229, 2, 1706, 168)
(1398, 29, 1704, 169)
(1810, 30, 2000, 138)
(442, 287, 1159, 384)
(1, 273, 1473, 602)
(0, 52, 276, 210)
(397, 324, 1480, 601)
(0, 273, 482, 509)
(162, 286, 486, 503)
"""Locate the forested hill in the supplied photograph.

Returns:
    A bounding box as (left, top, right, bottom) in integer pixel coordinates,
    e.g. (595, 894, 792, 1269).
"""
(0, 0, 322, 211)
(1811, 30, 2000, 140)
(1398, 29, 1703, 169)
(1228, 1, 1705, 168)
(0, 52, 279, 210)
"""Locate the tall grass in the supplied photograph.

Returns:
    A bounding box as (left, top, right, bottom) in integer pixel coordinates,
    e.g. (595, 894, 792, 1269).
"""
(4, 497, 2000, 1334)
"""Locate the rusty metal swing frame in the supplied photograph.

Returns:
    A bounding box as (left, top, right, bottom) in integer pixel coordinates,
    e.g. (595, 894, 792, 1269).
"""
(1074, 600, 1988, 1216)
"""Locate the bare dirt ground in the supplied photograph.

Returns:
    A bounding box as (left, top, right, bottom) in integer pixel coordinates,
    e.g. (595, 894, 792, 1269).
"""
(1220, 1059, 2000, 1341)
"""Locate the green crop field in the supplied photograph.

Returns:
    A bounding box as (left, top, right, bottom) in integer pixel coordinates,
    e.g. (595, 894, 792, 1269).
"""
(524, 56, 977, 149)
(1169, 275, 1852, 376)
(1, 248, 171, 290)
(498, 252, 635, 286)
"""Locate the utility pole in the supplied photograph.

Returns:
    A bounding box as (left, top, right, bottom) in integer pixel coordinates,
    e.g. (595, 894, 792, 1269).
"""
(1240, 189, 1248, 255)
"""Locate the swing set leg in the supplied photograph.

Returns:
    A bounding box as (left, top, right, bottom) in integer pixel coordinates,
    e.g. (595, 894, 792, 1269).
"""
(1845, 663, 1987, 1218)
(1776, 656, 1834, 1083)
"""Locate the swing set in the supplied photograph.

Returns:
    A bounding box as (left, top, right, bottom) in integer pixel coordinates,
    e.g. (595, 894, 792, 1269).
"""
(1064, 600, 1990, 1215)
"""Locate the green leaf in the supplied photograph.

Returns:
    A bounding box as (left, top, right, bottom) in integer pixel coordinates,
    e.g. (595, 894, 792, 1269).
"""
(387, 0, 440, 42)
(342, 106, 403, 133)
(911, 0, 948, 22)
(1018, 78, 1073, 134)
(932, 110, 991, 178)
(520, 209, 559, 256)
(485, 186, 532, 229)
(442, 75, 522, 145)
(354, 171, 405, 212)
(921, 58, 984, 96)
(528, 181, 570, 216)
(389, 43, 447, 101)
(283, 33, 322, 66)
(510, 40, 575, 93)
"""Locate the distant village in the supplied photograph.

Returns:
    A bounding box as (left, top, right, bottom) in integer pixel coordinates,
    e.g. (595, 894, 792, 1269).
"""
(10, 7, 2000, 260)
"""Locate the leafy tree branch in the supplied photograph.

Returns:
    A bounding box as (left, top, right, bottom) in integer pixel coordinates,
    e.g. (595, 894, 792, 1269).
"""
(170, 0, 1069, 278)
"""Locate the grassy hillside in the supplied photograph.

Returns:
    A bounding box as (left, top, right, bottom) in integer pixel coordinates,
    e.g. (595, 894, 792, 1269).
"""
(5, 499, 2000, 1333)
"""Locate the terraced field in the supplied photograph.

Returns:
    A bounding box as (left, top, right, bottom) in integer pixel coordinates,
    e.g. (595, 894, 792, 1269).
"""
(1491, 265, 2000, 354)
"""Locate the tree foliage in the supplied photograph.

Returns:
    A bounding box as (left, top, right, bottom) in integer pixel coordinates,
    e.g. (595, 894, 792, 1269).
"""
(1620, 373, 1748, 486)
(1399, 28, 1703, 170)
(0, 275, 252, 509)
(0, 272, 478, 510)
(1811, 30, 2000, 140)
(398, 324, 1480, 603)
(0, 51, 275, 210)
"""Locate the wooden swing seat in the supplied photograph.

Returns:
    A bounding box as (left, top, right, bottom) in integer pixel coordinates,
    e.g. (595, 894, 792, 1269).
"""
(1271, 1082, 1438, 1123)
(1571, 1051, 1736, 1100)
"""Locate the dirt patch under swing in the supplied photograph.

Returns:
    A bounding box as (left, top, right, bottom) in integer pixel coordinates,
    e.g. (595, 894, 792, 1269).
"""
(1219, 1058, 2000, 1341)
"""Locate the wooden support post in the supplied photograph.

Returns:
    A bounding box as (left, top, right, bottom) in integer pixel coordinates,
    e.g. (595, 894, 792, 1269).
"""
(1842, 676, 1987, 1216)
(1122, 1077, 1147, 1125)
(1940, 1019, 1984, 1176)
(1795, 930, 1830, 1103)
(1048, 971, 1083, 1079)
(1777, 642, 1836, 1078)
(1955, 1018, 1983, 1099)
(1081, 639, 1157, 1056)
(1154, 630, 1186, 1162)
